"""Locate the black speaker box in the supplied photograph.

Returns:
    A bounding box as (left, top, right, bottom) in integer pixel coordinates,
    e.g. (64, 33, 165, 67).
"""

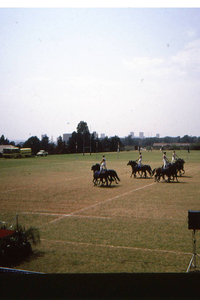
(188, 210, 200, 230)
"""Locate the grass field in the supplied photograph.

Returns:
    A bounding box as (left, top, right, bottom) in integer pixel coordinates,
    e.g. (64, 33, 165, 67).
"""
(0, 150, 200, 273)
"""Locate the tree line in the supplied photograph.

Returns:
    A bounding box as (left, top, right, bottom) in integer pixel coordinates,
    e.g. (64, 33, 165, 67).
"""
(1, 121, 200, 155)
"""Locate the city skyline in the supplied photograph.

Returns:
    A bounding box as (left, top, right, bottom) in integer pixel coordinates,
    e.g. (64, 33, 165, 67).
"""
(6, 129, 197, 145)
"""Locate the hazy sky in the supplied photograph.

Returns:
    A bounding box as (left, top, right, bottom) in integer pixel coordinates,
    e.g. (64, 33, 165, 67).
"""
(1, 6, 200, 141)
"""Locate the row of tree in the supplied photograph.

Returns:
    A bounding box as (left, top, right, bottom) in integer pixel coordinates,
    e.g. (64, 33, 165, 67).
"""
(1, 121, 200, 155)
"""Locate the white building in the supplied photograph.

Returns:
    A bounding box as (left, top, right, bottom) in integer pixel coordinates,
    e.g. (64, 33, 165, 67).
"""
(63, 133, 72, 143)
(130, 132, 134, 138)
(139, 132, 144, 139)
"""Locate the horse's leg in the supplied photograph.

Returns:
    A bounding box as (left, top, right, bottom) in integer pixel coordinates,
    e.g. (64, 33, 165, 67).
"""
(108, 176, 113, 185)
(93, 177, 97, 186)
(175, 172, 179, 182)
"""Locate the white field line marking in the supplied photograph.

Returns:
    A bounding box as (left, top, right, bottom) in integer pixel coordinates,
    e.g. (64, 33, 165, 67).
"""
(1, 187, 27, 193)
(41, 238, 192, 256)
(22, 212, 112, 219)
(22, 182, 156, 227)
(22, 212, 112, 227)
(69, 182, 156, 216)
(33, 182, 157, 227)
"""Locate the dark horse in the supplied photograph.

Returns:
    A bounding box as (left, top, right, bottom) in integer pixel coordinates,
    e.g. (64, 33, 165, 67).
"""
(127, 160, 152, 178)
(175, 158, 185, 176)
(152, 162, 179, 182)
(91, 164, 120, 186)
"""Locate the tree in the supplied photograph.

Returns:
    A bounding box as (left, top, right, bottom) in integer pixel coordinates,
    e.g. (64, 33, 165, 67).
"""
(55, 136, 66, 154)
(77, 121, 89, 134)
(100, 136, 110, 152)
(40, 135, 50, 151)
(23, 136, 41, 155)
(47, 142, 56, 155)
(0, 135, 9, 145)
(110, 136, 121, 152)
(76, 121, 91, 154)
(67, 131, 80, 153)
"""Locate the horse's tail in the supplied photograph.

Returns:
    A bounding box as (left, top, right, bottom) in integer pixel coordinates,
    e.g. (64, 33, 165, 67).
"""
(116, 172, 120, 181)
(149, 166, 153, 176)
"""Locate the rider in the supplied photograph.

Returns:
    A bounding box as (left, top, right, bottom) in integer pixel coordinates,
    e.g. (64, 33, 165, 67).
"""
(171, 151, 178, 163)
(100, 155, 107, 172)
(163, 152, 170, 169)
(136, 152, 143, 167)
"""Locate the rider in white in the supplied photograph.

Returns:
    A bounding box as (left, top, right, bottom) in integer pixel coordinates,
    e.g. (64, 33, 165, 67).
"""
(163, 152, 169, 169)
(136, 152, 143, 167)
(100, 155, 106, 172)
(171, 151, 178, 163)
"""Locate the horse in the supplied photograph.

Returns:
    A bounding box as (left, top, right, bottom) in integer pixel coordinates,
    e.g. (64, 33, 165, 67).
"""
(127, 160, 152, 178)
(174, 158, 185, 176)
(91, 164, 108, 186)
(92, 170, 109, 186)
(106, 169, 121, 184)
(152, 167, 163, 182)
(127, 160, 141, 178)
(153, 162, 179, 182)
(91, 164, 120, 186)
(161, 163, 179, 182)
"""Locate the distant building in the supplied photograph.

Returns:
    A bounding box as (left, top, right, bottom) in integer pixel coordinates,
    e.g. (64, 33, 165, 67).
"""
(139, 132, 144, 139)
(63, 133, 72, 144)
(156, 133, 160, 138)
(130, 132, 134, 138)
(153, 143, 190, 150)
(100, 133, 105, 139)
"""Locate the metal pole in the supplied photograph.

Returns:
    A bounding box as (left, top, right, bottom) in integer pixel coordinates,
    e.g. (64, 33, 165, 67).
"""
(16, 213, 18, 231)
(193, 230, 196, 268)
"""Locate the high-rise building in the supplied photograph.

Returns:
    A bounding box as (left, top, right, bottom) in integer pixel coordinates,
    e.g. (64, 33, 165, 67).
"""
(139, 132, 144, 139)
(63, 133, 72, 143)
(130, 132, 134, 138)
(156, 133, 160, 138)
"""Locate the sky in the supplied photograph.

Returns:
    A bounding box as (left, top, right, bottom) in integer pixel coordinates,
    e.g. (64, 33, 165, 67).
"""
(1, 3, 200, 142)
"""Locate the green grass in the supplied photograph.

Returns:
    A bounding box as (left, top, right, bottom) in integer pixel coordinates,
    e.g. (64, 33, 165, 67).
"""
(0, 150, 200, 273)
